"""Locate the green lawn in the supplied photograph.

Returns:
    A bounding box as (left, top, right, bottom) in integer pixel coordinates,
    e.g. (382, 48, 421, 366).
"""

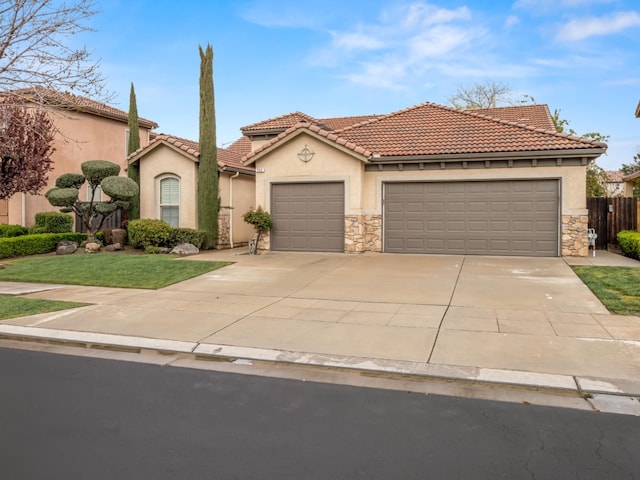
(0, 253, 230, 289)
(573, 266, 640, 316)
(0, 295, 87, 321)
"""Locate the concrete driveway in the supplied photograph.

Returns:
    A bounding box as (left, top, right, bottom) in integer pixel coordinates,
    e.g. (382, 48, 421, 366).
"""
(3, 250, 640, 384)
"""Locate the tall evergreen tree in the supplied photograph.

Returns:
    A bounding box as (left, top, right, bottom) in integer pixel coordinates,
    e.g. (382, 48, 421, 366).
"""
(126, 82, 141, 219)
(197, 44, 219, 249)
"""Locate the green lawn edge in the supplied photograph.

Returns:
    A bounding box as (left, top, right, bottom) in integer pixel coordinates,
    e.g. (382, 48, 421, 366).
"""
(0, 296, 88, 321)
(573, 266, 640, 316)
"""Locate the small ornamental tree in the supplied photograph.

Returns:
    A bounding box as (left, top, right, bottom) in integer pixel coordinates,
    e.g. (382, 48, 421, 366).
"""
(243, 207, 273, 254)
(126, 82, 141, 220)
(0, 97, 56, 199)
(45, 159, 138, 242)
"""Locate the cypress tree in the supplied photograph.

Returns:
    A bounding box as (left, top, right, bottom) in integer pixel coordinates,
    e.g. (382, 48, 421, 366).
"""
(127, 82, 142, 220)
(197, 44, 219, 249)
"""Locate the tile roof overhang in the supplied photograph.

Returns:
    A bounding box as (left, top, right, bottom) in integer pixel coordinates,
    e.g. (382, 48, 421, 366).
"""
(3, 87, 158, 129)
(623, 170, 640, 182)
(636, 100, 640, 118)
(242, 123, 372, 166)
(128, 134, 255, 175)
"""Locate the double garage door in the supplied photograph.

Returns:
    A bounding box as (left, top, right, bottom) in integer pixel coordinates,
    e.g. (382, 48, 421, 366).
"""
(270, 180, 559, 256)
(384, 180, 559, 256)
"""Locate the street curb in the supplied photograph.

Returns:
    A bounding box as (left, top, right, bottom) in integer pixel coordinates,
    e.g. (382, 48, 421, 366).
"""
(1, 324, 639, 397)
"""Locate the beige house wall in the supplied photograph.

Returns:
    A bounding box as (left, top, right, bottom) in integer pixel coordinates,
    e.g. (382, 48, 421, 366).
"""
(138, 146, 198, 229)
(5, 107, 152, 226)
(254, 133, 365, 213)
(137, 143, 256, 247)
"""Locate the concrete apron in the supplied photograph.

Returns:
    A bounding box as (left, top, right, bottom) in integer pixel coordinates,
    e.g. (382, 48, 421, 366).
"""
(2, 251, 640, 395)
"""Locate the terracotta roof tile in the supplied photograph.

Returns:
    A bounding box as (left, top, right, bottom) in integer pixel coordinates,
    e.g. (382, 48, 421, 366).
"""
(336, 102, 605, 157)
(129, 134, 255, 174)
(226, 136, 252, 155)
(468, 105, 556, 131)
(241, 111, 319, 132)
(319, 115, 382, 130)
(4, 87, 158, 129)
(605, 170, 624, 182)
(243, 123, 373, 163)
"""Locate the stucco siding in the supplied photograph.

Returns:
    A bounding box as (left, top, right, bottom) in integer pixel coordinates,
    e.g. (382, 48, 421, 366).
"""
(254, 133, 365, 214)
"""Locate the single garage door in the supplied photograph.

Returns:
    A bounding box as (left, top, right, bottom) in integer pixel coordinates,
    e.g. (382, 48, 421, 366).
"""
(384, 180, 559, 256)
(271, 182, 345, 252)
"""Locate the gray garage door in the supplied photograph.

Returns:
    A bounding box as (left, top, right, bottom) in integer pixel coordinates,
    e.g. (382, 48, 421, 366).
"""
(271, 182, 344, 252)
(384, 180, 559, 256)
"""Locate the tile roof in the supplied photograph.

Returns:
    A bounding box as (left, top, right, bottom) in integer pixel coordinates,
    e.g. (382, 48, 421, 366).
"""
(468, 105, 556, 131)
(128, 134, 255, 175)
(4, 87, 158, 129)
(319, 115, 382, 130)
(226, 136, 252, 155)
(243, 101, 606, 163)
(335, 101, 606, 157)
(241, 112, 318, 133)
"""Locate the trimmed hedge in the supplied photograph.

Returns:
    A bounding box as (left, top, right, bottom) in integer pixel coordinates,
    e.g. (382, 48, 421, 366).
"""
(168, 228, 206, 249)
(0, 233, 86, 259)
(617, 230, 640, 260)
(0, 224, 28, 238)
(128, 219, 172, 249)
(29, 212, 74, 234)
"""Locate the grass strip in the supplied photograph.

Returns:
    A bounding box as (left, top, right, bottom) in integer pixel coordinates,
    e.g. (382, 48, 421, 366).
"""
(0, 254, 230, 289)
(0, 295, 87, 321)
(573, 266, 640, 316)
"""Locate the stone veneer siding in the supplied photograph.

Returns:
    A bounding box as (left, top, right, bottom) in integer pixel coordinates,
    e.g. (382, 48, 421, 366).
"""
(344, 214, 382, 253)
(562, 214, 589, 257)
(216, 209, 230, 249)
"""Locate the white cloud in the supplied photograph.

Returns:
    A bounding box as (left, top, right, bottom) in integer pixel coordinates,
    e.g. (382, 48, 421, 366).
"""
(556, 11, 640, 41)
(331, 31, 385, 51)
(399, 3, 471, 28)
(504, 15, 520, 28)
(515, 0, 615, 10)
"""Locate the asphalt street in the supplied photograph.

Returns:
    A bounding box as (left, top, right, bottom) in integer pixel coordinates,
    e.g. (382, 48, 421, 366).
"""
(1, 347, 638, 480)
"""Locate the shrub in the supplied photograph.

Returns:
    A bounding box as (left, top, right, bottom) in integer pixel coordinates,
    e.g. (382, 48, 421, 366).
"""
(168, 228, 206, 249)
(243, 207, 273, 232)
(144, 245, 164, 254)
(617, 230, 640, 260)
(128, 219, 172, 249)
(0, 233, 86, 258)
(29, 212, 73, 234)
(0, 224, 28, 238)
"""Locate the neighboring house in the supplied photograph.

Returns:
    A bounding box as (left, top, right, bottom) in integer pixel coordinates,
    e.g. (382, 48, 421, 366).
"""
(604, 170, 625, 197)
(0, 87, 157, 226)
(128, 134, 256, 248)
(239, 103, 605, 257)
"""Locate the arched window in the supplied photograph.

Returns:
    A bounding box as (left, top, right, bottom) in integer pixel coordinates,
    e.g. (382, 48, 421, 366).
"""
(159, 176, 180, 227)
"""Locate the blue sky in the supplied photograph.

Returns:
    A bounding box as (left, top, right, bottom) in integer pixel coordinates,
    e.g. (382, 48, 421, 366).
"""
(85, 0, 640, 170)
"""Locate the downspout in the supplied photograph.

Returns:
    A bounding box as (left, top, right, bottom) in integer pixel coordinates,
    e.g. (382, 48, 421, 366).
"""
(229, 171, 240, 248)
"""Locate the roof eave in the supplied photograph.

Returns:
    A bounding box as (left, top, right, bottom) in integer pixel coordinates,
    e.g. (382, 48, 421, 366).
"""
(370, 148, 607, 163)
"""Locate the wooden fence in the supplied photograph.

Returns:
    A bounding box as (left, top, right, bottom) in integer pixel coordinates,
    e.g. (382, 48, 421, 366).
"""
(587, 197, 639, 249)
(75, 203, 124, 234)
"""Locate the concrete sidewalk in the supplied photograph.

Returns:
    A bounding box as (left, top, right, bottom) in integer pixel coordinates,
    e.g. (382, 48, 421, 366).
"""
(1, 249, 640, 401)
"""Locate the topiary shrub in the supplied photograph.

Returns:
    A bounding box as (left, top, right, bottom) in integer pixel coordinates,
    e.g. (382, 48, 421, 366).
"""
(168, 228, 206, 249)
(29, 212, 73, 234)
(617, 230, 640, 260)
(81, 160, 120, 186)
(101, 175, 139, 201)
(128, 219, 172, 249)
(0, 224, 28, 238)
(243, 206, 273, 254)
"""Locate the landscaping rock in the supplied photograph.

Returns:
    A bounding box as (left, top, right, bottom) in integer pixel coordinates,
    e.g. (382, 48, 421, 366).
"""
(170, 243, 199, 256)
(159, 247, 172, 254)
(105, 243, 122, 252)
(85, 242, 101, 253)
(56, 240, 78, 255)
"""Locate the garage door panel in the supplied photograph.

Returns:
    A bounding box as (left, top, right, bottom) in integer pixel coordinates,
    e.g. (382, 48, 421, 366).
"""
(384, 180, 559, 256)
(271, 183, 345, 252)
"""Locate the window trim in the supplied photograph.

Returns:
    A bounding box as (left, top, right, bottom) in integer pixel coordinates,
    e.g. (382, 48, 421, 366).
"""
(157, 174, 180, 227)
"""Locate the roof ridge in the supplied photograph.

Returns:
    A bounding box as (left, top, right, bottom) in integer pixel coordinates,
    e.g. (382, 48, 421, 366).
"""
(240, 111, 318, 131)
(452, 104, 606, 147)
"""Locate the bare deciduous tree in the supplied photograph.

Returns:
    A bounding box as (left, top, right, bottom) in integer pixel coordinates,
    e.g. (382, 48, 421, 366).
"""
(0, 0, 105, 100)
(0, 96, 55, 199)
(448, 81, 514, 109)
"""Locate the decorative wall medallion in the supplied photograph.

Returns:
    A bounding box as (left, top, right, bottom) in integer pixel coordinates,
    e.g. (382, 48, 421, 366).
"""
(298, 144, 314, 163)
